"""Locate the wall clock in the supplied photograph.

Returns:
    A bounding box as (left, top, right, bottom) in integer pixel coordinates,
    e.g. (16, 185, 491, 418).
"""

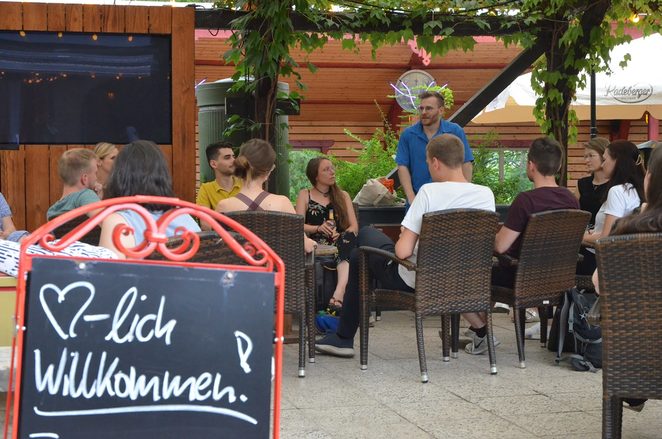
(393, 69, 436, 112)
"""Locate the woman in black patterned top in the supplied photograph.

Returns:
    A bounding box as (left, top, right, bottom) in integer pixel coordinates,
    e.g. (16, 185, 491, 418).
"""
(576, 137, 609, 276)
(577, 137, 610, 226)
(296, 157, 358, 314)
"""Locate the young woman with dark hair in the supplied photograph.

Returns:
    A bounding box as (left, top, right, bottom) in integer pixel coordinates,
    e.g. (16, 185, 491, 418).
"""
(582, 140, 645, 248)
(217, 139, 316, 253)
(577, 137, 610, 227)
(612, 144, 662, 235)
(100, 140, 200, 258)
(295, 157, 358, 314)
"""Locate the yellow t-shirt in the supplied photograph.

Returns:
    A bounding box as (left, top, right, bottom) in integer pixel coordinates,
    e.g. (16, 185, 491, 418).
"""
(196, 177, 242, 210)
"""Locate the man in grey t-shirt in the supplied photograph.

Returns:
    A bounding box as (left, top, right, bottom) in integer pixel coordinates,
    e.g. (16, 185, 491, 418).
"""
(47, 148, 102, 220)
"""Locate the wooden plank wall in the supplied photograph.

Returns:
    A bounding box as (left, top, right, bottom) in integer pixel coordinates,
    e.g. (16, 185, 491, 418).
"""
(0, 2, 195, 231)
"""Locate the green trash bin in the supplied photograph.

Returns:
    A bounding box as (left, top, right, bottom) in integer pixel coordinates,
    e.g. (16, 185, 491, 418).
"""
(195, 79, 290, 195)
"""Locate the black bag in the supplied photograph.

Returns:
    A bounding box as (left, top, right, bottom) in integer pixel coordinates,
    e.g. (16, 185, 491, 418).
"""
(549, 287, 602, 371)
(314, 256, 337, 313)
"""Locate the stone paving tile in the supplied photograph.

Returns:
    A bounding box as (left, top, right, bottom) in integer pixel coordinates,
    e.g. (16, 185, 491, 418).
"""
(425, 414, 534, 439)
(500, 411, 603, 436)
(475, 393, 586, 416)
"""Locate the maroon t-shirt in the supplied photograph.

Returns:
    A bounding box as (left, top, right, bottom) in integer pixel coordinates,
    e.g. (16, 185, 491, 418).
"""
(504, 186, 580, 257)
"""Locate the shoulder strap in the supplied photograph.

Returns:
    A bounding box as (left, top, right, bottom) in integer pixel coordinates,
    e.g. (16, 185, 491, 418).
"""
(252, 191, 270, 211)
(234, 193, 256, 209)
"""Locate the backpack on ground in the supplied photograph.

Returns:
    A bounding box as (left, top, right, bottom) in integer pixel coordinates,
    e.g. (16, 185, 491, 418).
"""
(548, 287, 602, 371)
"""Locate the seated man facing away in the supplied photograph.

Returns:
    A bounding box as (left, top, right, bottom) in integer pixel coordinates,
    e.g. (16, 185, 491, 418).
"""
(316, 134, 496, 358)
(47, 148, 101, 220)
(486, 136, 580, 346)
(196, 141, 242, 230)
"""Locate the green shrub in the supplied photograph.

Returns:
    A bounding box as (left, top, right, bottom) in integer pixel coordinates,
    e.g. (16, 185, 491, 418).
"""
(288, 125, 400, 201)
(472, 132, 532, 204)
(288, 149, 324, 201)
(331, 127, 399, 199)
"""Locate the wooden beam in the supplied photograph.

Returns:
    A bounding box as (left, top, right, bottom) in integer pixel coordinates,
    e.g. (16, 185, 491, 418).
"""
(448, 41, 546, 127)
(195, 9, 532, 36)
(195, 59, 510, 70)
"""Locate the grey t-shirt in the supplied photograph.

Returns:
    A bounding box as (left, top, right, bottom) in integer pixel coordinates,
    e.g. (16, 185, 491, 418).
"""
(47, 188, 100, 220)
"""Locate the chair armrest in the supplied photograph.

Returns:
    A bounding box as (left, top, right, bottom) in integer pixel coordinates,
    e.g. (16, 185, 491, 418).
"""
(494, 252, 518, 267)
(359, 246, 417, 271)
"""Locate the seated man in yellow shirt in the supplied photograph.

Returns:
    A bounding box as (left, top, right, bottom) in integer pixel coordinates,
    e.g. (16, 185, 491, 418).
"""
(196, 141, 242, 230)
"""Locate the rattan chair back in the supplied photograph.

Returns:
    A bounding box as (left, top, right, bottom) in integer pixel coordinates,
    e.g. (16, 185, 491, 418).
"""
(225, 211, 306, 313)
(51, 215, 102, 245)
(415, 209, 500, 315)
(596, 233, 662, 438)
(512, 209, 590, 308)
(149, 230, 245, 265)
(360, 208, 500, 381)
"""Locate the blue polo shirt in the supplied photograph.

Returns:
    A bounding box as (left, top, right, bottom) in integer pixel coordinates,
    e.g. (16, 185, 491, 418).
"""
(395, 120, 473, 194)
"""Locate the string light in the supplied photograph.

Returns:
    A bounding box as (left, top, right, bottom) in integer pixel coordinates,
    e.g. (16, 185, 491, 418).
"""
(630, 13, 641, 23)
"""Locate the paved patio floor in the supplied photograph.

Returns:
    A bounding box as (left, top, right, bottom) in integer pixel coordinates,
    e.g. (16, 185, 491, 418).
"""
(2, 311, 661, 438)
(276, 311, 662, 439)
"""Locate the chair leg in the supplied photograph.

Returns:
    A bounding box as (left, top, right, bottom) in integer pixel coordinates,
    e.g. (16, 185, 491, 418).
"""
(415, 315, 429, 383)
(306, 269, 316, 365)
(451, 313, 460, 359)
(485, 312, 497, 375)
(297, 310, 305, 377)
(440, 315, 450, 362)
(603, 396, 623, 439)
(359, 289, 370, 371)
(513, 307, 526, 368)
(538, 305, 549, 348)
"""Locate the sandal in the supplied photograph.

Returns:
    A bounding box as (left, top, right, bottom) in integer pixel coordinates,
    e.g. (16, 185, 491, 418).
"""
(326, 297, 343, 316)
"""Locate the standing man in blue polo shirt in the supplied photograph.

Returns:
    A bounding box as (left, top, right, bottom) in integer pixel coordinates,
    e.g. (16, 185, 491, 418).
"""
(396, 90, 474, 204)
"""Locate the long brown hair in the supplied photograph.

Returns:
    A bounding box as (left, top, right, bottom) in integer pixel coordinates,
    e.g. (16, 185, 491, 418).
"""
(306, 157, 349, 230)
(613, 146, 662, 235)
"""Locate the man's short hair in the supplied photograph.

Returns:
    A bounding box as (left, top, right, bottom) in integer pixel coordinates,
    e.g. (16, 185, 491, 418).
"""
(418, 90, 445, 108)
(58, 149, 97, 186)
(528, 137, 563, 176)
(426, 134, 464, 168)
(205, 141, 234, 164)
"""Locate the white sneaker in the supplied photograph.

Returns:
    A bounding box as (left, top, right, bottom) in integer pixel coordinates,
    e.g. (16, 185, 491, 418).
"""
(465, 333, 501, 355)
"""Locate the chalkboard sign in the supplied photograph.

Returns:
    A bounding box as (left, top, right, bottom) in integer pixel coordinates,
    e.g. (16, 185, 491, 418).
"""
(18, 258, 275, 439)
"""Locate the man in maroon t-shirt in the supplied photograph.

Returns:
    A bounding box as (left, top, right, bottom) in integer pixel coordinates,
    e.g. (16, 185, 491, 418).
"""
(493, 136, 579, 285)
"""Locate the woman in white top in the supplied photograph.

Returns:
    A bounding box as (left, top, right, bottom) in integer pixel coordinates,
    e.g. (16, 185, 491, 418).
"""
(583, 140, 645, 248)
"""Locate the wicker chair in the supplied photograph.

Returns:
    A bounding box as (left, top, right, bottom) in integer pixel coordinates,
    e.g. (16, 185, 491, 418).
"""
(491, 209, 590, 368)
(224, 211, 312, 378)
(595, 233, 662, 439)
(150, 230, 245, 265)
(359, 209, 500, 382)
(51, 214, 102, 245)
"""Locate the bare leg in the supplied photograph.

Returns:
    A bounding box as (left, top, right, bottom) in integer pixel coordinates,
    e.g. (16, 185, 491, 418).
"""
(462, 312, 486, 329)
(332, 260, 349, 302)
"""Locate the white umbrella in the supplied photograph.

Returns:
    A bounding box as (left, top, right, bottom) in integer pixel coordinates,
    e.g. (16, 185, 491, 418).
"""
(472, 34, 662, 124)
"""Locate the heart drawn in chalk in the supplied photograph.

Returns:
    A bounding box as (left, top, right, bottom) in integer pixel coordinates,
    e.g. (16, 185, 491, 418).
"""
(39, 281, 96, 340)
